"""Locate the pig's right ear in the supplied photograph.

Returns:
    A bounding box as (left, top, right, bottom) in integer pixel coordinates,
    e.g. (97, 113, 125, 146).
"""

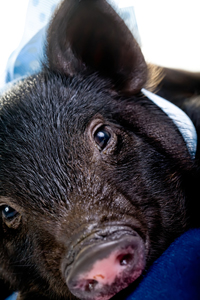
(46, 0, 147, 94)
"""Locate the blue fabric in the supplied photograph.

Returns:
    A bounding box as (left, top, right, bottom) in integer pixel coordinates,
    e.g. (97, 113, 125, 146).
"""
(2, 0, 61, 92)
(2, 1, 200, 300)
(5, 27, 46, 84)
(5, 293, 18, 300)
(126, 229, 200, 300)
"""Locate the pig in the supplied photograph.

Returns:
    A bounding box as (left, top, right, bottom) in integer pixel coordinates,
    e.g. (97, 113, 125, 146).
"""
(0, 0, 200, 299)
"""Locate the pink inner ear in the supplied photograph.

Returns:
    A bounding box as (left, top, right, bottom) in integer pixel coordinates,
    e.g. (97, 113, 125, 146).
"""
(46, 0, 147, 94)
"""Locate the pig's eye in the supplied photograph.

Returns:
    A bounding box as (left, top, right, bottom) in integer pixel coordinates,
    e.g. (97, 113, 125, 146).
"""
(1, 205, 21, 229)
(2, 206, 18, 220)
(94, 126, 111, 150)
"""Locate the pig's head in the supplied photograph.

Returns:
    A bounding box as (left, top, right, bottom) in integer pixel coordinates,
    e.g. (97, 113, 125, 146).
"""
(0, 0, 197, 299)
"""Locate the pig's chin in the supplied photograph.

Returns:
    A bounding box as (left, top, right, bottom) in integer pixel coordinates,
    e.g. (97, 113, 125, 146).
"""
(64, 232, 146, 300)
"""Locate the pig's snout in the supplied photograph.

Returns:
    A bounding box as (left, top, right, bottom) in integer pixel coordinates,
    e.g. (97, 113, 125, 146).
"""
(66, 235, 145, 300)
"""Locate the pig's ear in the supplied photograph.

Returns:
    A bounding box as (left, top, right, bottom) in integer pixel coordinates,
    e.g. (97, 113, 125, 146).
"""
(46, 0, 147, 94)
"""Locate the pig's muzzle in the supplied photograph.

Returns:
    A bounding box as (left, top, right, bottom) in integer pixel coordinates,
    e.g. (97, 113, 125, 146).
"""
(65, 232, 145, 300)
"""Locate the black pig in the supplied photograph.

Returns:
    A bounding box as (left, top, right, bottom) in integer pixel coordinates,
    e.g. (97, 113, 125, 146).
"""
(0, 0, 199, 299)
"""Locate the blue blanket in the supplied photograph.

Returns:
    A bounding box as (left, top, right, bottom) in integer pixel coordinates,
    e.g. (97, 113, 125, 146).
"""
(126, 229, 200, 300)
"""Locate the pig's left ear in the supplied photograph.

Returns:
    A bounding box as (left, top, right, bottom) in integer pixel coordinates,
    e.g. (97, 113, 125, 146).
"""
(46, 0, 147, 94)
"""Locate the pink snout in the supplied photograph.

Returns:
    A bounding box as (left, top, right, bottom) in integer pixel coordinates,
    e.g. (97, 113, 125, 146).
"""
(66, 235, 145, 300)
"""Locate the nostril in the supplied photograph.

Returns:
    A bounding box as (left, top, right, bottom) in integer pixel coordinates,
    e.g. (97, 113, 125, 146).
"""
(117, 252, 134, 266)
(66, 236, 145, 299)
(84, 279, 98, 292)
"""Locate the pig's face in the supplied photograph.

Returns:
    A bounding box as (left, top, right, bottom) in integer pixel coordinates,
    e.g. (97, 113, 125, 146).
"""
(0, 0, 196, 300)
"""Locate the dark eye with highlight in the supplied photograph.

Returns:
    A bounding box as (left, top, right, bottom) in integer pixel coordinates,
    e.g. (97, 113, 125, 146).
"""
(1, 204, 21, 229)
(2, 205, 18, 220)
(94, 127, 111, 150)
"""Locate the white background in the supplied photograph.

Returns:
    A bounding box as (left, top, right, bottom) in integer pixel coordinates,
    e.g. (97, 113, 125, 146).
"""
(0, 0, 29, 85)
(134, 0, 200, 72)
(0, 0, 199, 87)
